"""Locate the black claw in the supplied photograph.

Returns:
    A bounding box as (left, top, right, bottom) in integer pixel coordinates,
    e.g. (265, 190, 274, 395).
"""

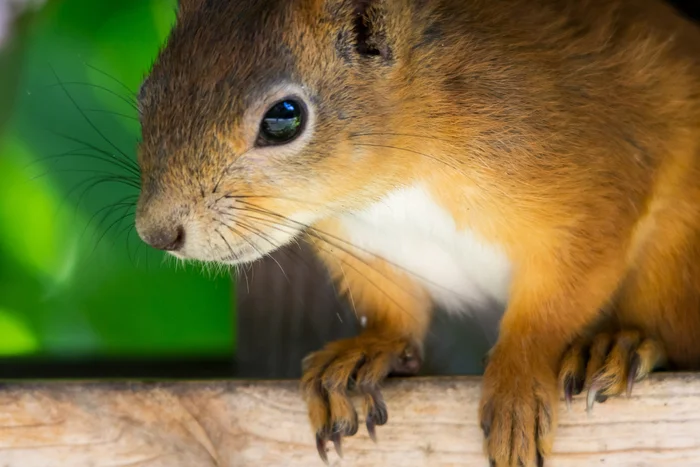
(373, 400, 389, 426)
(537, 451, 544, 467)
(347, 411, 360, 437)
(481, 421, 491, 439)
(627, 353, 641, 397)
(365, 387, 388, 426)
(316, 433, 329, 464)
(366, 416, 377, 442)
(564, 376, 574, 410)
(586, 383, 600, 412)
(331, 432, 343, 458)
(564, 371, 584, 409)
(587, 379, 610, 410)
(481, 401, 493, 438)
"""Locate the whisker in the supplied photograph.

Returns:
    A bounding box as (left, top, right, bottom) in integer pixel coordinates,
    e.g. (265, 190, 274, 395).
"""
(49, 67, 137, 168)
(81, 195, 138, 241)
(234, 200, 466, 299)
(216, 224, 269, 270)
(118, 222, 139, 268)
(353, 142, 468, 175)
(83, 108, 139, 121)
(31, 169, 140, 189)
(337, 261, 359, 321)
(88, 203, 136, 259)
(83, 62, 138, 98)
(217, 193, 330, 208)
(227, 209, 425, 324)
(32, 149, 141, 179)
(46, 130, 140, 172)
(43, 81, 139, 111)
(215, 228, 240, 261)
(350, 131, 459, 145)
(230, 216, 323, 278)
(221, 221, 291, 285)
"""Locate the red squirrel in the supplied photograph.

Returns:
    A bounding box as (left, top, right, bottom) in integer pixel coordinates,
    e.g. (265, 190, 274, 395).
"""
(134, 0, 700, 465)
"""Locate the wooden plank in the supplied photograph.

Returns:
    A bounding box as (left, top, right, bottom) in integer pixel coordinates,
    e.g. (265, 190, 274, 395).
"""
(0, 374, 699, 466)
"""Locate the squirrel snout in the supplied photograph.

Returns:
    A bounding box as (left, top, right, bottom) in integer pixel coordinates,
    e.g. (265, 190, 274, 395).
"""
(137, 222, 185, 252)
(135, 201, 186, 252)
(134, 188, 190, 252)
(140, 224, 185, 252)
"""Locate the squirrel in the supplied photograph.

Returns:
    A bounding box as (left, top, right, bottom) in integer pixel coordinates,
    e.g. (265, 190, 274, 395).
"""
(133, 0, 700, 465)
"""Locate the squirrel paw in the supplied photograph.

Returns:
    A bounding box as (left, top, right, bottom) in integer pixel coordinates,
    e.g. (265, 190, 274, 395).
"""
(300, 334, 421, 463)
(479, 347, 557, 467)
(559, 330, 666, 412)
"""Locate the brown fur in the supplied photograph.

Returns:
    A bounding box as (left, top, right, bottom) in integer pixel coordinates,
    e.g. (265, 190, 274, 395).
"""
(135, 0, 700, 465)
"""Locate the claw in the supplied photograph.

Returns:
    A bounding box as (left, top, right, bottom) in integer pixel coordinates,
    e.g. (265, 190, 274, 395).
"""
(626, 353, 641, 397)
(564, 376, 574, 411)
(481, 402, 493, 438)
(586, 382, 600, 413)
(586, 380, 609, 412)
(331, 432, 343, 458)
(367, 416, 377, 442)
(564, 373, 584, 411)
(364, 387, 387, 443)
(316, 433, 329, 464)
(537, 452, 544, 467)
(371, 396, 388, 426)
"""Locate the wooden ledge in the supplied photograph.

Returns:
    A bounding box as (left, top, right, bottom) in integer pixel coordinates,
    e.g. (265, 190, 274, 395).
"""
(0, 374, 699, 466)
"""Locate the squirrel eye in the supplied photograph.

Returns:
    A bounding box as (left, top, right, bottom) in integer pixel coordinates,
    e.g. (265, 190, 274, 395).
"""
(256, 99, 305, 146)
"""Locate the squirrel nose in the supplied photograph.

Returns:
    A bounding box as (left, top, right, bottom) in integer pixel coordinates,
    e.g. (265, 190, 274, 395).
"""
(141, 225, 185, 251)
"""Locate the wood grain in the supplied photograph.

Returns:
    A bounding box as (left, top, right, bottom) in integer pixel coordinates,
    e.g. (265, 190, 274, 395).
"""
(0, 374, 699, 466)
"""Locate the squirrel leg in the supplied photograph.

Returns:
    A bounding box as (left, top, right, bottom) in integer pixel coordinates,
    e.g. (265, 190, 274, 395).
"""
(302, 221, 432, 462)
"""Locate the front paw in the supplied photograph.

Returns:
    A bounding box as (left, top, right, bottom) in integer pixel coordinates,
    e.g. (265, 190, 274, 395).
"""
(301, 334, 422, 463)
(479, 349, 558, 467)
(559, 330, 666, 411)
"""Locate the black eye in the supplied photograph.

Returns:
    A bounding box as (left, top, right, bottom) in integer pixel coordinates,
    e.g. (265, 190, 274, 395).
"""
(257, 99, 305, 146)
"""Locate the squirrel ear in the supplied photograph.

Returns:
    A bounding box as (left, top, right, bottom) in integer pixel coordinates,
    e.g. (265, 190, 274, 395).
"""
(328, 0, 391, 62)
(340, 0, 392, 61)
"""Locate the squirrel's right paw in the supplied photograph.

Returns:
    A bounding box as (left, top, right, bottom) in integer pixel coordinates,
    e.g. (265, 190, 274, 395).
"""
(300, 334, 421, 463)
(559, 330, 666, 411)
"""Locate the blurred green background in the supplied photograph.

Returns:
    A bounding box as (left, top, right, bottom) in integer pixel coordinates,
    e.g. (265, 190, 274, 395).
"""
(0, 0, 235, 362)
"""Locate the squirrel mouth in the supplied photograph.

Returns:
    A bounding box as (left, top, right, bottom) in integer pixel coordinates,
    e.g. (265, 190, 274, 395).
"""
(216, 245, 271, 265)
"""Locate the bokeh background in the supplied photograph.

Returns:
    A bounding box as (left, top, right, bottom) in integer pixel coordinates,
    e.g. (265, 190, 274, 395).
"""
(0, 0, 235, 370)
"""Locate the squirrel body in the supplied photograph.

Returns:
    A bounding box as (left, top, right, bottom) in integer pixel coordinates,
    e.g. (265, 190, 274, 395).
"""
(135, 0, 700, 465)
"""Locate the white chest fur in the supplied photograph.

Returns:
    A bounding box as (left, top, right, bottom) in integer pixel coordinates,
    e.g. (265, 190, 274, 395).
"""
(339, 185, 513, 313)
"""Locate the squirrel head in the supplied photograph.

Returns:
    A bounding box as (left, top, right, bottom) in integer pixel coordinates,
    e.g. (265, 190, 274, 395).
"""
(135, 0, 437, 263)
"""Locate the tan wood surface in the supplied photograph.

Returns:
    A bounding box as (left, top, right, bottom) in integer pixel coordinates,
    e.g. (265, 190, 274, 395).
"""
(0, 374, 699, 466)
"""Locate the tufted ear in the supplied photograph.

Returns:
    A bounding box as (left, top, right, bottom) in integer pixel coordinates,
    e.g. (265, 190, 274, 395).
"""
(351, 0, 392, 60)
(328, 0, 393, 61)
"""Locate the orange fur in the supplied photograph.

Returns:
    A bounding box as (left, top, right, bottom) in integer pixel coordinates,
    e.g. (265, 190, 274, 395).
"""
(135, 0, 700, 465)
